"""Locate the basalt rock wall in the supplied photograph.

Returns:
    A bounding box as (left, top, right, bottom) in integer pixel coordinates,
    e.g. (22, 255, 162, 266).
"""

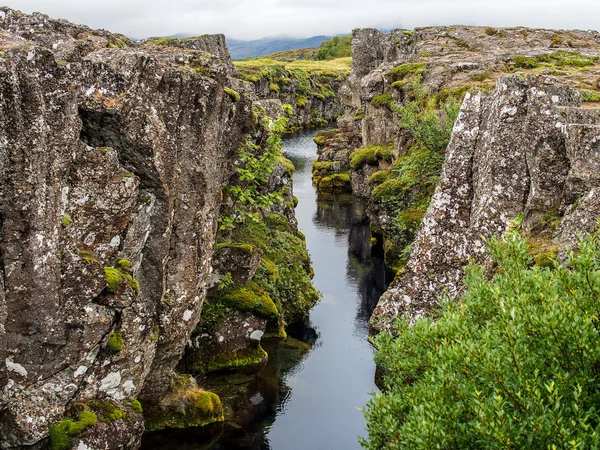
(0, 8, 252, 448)
(370, 75, 600, 331)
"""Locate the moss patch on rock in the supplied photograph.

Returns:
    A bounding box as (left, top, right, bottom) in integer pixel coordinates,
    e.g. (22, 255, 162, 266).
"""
(205, 345, 268, 373)
(104, 266, 140, 293)
(49, 411, 97, 450)
(350, 143, 395, 171)
(277, 155, 295, 174)
(106, 329, 124, 353)
(224, 283, 279, 318)
(144, 377, 224, 431)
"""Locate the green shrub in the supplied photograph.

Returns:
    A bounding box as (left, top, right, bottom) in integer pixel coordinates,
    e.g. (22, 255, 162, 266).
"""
(316, 35, 352, 60)
(391, 96, 461, 153)
(484, 27, 497, 36)
(350, 143, 395, 171)
(362, 228, 600, 450)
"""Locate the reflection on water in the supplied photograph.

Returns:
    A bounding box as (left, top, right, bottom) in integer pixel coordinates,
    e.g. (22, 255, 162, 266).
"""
(141, 128, 389, 450)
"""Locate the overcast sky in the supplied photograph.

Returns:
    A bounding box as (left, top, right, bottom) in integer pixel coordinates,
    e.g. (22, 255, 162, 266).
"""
(4, 0, 600, 41)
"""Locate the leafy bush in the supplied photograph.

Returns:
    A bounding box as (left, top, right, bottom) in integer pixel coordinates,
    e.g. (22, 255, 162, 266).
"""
(362, 228, 600, 450)
(391, 96, 461, 153)
(219, 117, 287, 230)
(316, 35, 352, 60)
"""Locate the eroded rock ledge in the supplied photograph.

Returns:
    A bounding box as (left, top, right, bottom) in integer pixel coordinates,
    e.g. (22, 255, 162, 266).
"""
(0, 7, 253, 448)
(371, 75, 600, 331)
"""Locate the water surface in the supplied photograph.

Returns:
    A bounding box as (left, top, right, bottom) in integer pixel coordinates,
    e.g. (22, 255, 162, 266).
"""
(142, 128, 388, 450)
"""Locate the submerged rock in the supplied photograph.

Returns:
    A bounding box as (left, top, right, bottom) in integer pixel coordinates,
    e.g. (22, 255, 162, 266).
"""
(371, 75, 600, 331)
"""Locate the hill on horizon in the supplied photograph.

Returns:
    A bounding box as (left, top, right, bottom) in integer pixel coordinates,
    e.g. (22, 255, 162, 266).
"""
(226, 35, 333, 60)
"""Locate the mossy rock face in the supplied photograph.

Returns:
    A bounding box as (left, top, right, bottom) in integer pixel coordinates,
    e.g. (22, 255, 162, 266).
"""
(86, 399, 127, 423)
(205, 345, 268, 373)
(350, 143, 395, 171)
(143, 376, 224, 431)
(49, 411, 97, 450)
(225, 283, 279, 318)
(104, 266, 140, 294)
(316, 172, 352, 193)
(277, 155, 295, 175)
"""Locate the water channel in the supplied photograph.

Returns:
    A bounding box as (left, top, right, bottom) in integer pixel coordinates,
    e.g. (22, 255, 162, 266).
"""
(142, 128, 390, 450)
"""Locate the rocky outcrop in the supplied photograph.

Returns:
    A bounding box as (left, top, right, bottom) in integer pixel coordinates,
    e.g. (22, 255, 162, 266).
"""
(370, 75, 600, 331)
(235, 62, 346, 132)
(0, 8, 252, 448)
(335, 25, 600, 268)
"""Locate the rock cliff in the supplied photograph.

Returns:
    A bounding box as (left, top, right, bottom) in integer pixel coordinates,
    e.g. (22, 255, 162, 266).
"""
(233, 58, 348, 132)
(330, 26, 600, 270)
(0, 8, 253, 448)
(371, 74, 600, 331)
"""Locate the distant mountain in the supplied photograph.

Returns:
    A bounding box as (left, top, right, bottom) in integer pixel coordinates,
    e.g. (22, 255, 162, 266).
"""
(226, 35, 332, 60)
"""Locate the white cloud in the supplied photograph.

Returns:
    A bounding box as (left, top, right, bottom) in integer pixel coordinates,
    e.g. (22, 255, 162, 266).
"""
(4, 0, 600, 40)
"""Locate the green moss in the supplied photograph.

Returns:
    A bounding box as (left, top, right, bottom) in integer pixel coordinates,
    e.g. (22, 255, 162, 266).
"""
(61, 214, 73, 227)
(354, 109, 365, 121)
(214, 242, 255, 254)
(144, 388, 224, 431)
(87, 400, 127, 422)
(269, 83, 280, 93)
(49, 411, 97, 450)
(313, 129, 338, 146)
(350, 143, 395, 171)
(369, 169, 391, 185)
(371, 93, 394, 109)
(312, 160, 334, 173)
(512, 51, 599, 69)
(277, 155, 295, 174)
(317, 172, 351, 191)
(224, 87, 240, 102)
(104, 266, 140, 293)
(206, 345, 268, 372)
(292, 195, 299, 207)
(224, 284, 279, 318)
(297, 95, 307, 107)
(580, 90, 600, 102)
(388, 62, 426, 82)
(282, 103, 294, 115)
(228, 219, 320, 323)
(104, 267, 122, 293)
(130, 399, 143, 414)
(261, 258, 279, 282)
(116, 259, 132, 267)
(106, 330, 124, 353)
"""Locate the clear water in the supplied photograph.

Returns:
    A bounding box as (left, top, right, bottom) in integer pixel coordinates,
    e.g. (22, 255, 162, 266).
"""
(142, 128, 389, 450)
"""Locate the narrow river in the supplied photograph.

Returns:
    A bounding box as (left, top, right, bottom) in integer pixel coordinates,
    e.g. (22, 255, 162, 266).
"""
(142, 128, 388, 449)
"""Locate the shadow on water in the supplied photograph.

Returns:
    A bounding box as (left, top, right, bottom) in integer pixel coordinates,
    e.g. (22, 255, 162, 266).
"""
(141, 128, 389, 450)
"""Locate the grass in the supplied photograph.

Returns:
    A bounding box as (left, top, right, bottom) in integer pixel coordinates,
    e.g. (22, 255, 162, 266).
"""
(233, 57, 352, 80)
